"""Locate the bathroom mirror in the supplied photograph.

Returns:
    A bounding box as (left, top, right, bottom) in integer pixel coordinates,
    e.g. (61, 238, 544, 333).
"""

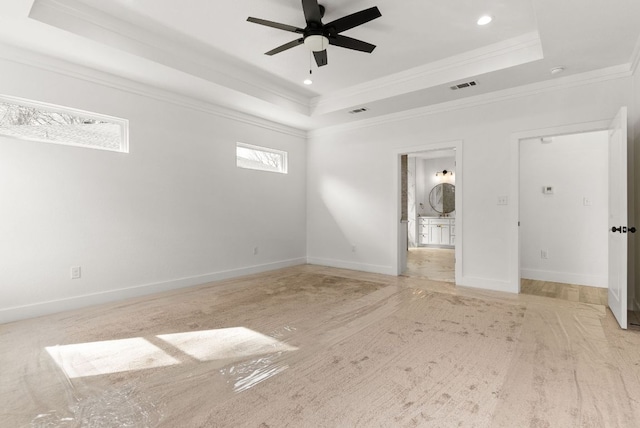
(429, 183, 455, 214)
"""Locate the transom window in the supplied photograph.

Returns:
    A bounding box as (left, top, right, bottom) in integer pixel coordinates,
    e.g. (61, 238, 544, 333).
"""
(236, 142, 288, 174)
(0, 94, 128, 153)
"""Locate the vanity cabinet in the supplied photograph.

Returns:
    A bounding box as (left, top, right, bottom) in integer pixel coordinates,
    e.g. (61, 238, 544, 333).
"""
(418, 217, 455, 247)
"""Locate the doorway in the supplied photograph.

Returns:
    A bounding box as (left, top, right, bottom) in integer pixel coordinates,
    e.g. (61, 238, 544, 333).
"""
(518, 130, 609, 304)
(394, 140, 463, 283)
(508, 108, 633, 329)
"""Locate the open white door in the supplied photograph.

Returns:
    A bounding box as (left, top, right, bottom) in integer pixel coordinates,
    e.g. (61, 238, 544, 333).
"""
(608, 107, 628, 329)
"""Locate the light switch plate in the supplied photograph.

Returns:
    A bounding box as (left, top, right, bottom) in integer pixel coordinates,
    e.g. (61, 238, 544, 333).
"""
(70, 266, 81, 279)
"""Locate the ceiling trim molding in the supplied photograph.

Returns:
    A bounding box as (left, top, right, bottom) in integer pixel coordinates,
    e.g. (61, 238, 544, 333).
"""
(30, 0, 311, 115)
(308, 64, 632, 139)
(309, 32, 543, 116)
(630, 33, 640, 75)
(0, 42, 307, 139)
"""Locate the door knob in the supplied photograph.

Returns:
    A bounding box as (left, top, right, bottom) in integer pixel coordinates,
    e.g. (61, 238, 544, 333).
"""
(611, 226, 622, 233)
(630, 227, 637, 233)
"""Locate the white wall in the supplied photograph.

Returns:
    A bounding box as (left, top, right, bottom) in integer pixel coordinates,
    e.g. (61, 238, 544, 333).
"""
(519, 132, 608, 287)
(0, 58, 307, 323)
(307, 75, 632, 290)
(2, 53, 637, 324)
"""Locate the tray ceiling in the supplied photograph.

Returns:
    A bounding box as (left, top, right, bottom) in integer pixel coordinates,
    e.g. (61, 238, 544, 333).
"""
(0, 0, 639, 131)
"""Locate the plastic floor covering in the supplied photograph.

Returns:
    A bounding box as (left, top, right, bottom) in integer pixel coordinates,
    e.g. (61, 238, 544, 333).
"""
(2, 264, 640, 427)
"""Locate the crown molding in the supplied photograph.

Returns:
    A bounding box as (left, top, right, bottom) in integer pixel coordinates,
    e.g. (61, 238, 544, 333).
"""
(1, 37, 630, 143)
(309, 32, 544, 116)
(0, 42, 307, 138)
(30, 0, 311, 115)
(308, 64, 632, 139)
(631, 33, 640, 76)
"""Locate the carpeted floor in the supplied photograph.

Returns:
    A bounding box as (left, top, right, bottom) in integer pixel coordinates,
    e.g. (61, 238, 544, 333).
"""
(2, 265, 640, 427)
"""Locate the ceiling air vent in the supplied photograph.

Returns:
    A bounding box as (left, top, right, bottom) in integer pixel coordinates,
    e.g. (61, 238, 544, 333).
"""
(450, 81, 477, 90)
(348, 107, 369, 114)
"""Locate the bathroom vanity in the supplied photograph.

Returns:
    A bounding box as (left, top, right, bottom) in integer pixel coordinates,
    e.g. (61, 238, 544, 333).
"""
(418, 216, 455, 247)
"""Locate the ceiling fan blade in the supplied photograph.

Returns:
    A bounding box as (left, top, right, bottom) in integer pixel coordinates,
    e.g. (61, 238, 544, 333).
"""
(302, 0, 323, 25)
(325, 6, 381, 34)
(329, 35, 376, 53)
(265, 39, 305, 56)
(313, 50, 328, 67)
(247, 17, 304, 33)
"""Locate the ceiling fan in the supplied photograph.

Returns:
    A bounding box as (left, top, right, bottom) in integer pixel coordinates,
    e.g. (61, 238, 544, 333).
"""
(247, 0, 381, 67)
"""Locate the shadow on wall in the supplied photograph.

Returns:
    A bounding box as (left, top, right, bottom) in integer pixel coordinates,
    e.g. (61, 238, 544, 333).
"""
(311, 175, 390, 268)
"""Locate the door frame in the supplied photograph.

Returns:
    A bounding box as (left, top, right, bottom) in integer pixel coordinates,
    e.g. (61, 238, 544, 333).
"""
(508, 118, 621, 293)
(392, 140, 463, 280)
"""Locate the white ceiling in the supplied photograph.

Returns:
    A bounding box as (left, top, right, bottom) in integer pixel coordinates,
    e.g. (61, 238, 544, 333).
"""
(0, 0, 639, 131)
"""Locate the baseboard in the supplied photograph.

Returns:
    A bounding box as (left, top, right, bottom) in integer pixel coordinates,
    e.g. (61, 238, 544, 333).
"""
(0, 258, 307, 324)
(306, 257, 394, 276)
(457, 276, 516, 294)
(521, 269, 607, 288)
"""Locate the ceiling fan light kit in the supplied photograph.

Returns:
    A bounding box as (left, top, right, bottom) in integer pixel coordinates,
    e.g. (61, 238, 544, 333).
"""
(247, 0, 381, 67)
(304, 35, 329, 52)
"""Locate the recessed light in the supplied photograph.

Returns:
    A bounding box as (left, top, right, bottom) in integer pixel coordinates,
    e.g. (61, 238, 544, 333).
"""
(550, 66, 565, 75)
(303, 78, 313, 85)
(477, 15, 493, 26)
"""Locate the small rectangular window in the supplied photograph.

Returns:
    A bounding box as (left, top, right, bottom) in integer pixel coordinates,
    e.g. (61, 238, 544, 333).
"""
(0, 94, 128, 153)
(236, 142, 288, 174)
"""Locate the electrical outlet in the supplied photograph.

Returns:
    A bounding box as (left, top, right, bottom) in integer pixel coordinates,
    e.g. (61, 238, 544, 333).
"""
(540, 250, 548, 260)
(70, 266, 81, 279)
(497, 196, 508, 205)
(253, 247, 258, 255)
(583, 197, 593, 206)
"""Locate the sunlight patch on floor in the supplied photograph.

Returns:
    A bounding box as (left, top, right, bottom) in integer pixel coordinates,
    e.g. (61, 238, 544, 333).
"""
(45, 338, 179, 378)
(46, 328, 298, 378)
(156, 327, 298, 362)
